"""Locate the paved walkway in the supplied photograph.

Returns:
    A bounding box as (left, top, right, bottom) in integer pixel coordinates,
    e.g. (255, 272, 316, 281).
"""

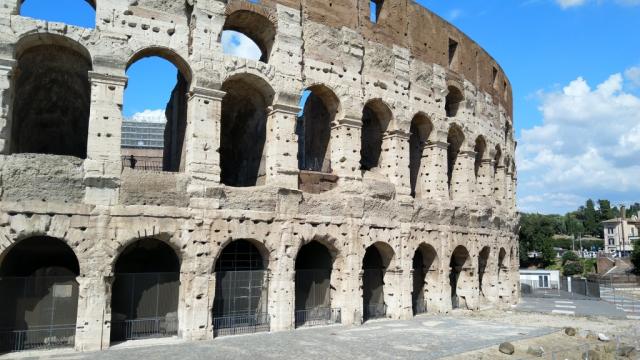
(516, 296, 631, 318)
(23, 316, 555, 360)
(600, 286, 640, 320)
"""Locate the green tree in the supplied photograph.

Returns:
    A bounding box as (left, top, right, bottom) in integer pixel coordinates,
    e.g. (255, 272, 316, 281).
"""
(631, 239, 640, 275)
(563, 261, 584, 276)
(561, 251, 579, 265)
(540, 240, 556, 267)
(584, 199, 599, 237)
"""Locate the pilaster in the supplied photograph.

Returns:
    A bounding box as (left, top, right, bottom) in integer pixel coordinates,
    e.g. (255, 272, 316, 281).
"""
(0, 59, 15, 154)
(331, 117, 362, 183)
(264, 103, 300, 189)
(421, 141, 449, 200)
(381, 130, 411, 197)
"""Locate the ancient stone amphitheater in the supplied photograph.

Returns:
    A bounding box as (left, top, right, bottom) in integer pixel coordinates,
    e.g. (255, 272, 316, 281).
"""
(0, 0, 518, 353)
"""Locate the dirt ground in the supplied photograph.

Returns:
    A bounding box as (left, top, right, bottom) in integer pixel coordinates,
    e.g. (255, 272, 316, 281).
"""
(444, 310, 640, 359)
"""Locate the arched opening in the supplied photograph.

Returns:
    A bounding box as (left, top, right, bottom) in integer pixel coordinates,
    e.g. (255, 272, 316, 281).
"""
(474, 136, 486, 179)
(212, 240, 269, 336)
(409, 114, 433, 198)
(0, 237, 80, 352)
(294, 241, 339, 327)
(493, 145, 503, 196)
(445, 86, 463, 118)
(19, 0, 96, 28)
(478, 246, 490, 299)
(360, 100, 391, 171)
(221, 10, 275, 62)
(297, 86, 339, 173)
(449, 245, 471, 309)
(447, 125, 465, 199)
(498, 248, 507, 271)
(362, 243, 393, 321)
(11, 42, 91, 158)
(412, 243, 438, 315)
(110, 238, 180, 343)
(220, 74, 274, 187)
(122, 53, 190, 172)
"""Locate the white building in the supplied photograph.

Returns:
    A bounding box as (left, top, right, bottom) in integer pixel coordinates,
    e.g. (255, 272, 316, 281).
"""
(602, 216, 638, 257)
(519, 269, 560, 289)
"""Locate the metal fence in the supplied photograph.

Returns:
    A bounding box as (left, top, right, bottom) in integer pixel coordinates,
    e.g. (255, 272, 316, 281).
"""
(121, 156, 164, 172)
(598, 274, 640, 315)
(0, 276, 79, 353)
(110, 272, 180, 342)
(520, 276, 599, 299)
(413, 302, 427, 315)
(295, 308, 341, 328)
(364, 303, 387, 320)
(212, 313, 270, 337)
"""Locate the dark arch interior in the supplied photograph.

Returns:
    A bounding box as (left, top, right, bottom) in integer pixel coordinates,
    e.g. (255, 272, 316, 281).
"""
(445, 86, 464, 117)
(110, 238, 180, 343)
(297, 88, 337, 173)
(360, 102, 390, 171)
(447, 126, 464, 197)
(449, 246, 469, 309)
(412, 244, 437, 315)
(222, 10, 275, 63)
(11, 44, 91, 158)
(409, 115, 433, 198)
(362, 244, 390, 321)
(0, 237, 80, 351)
(478, 247, 490, 297)
(213, 240, 267, 326)
(295, 241, 334, 326)
(474, 137, 486, 179)
(498, 248, 507, 269)
(123, 55, 189, 173)
(220, 76, 270, 187)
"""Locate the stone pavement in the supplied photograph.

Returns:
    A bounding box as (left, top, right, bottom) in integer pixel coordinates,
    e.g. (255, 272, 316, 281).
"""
(31, 316, 555, 360)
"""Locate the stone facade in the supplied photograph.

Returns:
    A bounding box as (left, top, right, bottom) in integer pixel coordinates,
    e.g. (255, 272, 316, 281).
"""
(0, 0, 518, 352)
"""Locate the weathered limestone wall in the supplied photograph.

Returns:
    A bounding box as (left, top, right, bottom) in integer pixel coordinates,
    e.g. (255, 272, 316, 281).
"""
(0, 0, 518, 353)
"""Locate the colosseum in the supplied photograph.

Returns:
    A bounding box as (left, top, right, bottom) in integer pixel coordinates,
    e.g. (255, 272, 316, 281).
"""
(0, 0, 518, 354)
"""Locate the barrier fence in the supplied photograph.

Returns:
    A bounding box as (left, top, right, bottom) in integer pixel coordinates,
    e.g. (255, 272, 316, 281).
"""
(364, 303, 387, 320)
(295, 308, 341, 328)
(212, 313, 270, 337)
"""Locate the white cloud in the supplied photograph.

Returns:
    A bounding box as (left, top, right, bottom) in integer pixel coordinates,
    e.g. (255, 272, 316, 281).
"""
(554, 0, 640, 7)
(517, 69, 640, 213)
(221, 30, 262, 61)
(556, 0, 587, 8)
(625, 66, 640, 88)
(129, 109, 166, 123)
(448, 9, 463, 20)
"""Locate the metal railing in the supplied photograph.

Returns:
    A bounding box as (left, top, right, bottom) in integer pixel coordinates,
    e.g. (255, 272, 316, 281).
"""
(110, 317, 178, 342)
(413, 302, 427, 315)
(0, 325, 76, 353)
(295, 307, 341, 328)
(363, 303, 387, 320)
(212, 313, 270, 337)
(121, 156, 164, 172)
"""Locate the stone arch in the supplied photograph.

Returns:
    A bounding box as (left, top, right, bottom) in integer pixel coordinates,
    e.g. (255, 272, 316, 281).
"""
(445, 85, 464, 117)
(360, 99, 392, 171)
(498, 247, 507, 269)
(409, 113, 434, 198)
(126, 47, 193, 85)
(19, 0, 96, 9)
(473, 136, 487, 179)
(213, 237, 272, 272)
(220, 73, 275, 187)
(18, 0, 96, 28)
(222, 9, 276, 62)
(447, 124, 465, 199)
(211, 239, 270, 335)
(478, 246, 490, 299)
(10, 34, 92, 158)
(109, 238, 181, 343)
(412, 242, 438, 315)
(362, 241, 395, 321)
(106, 232, 183, 275)
(449, 245, 472, 309)
(297, 84, 341, 174)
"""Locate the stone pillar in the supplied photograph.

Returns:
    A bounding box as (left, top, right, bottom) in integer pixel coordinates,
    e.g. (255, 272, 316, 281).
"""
(184, 87, 224, 194)
(451, 150, 476, 201)
(505, 168, 514, 208)
(476, 159, 494, 201)
(493, 165, 506, 205)
(84, 72, 127, 206)
(421, 141, 449, 200)
(74, 276, 110, 351)
(268, 225, 295, 331)
(381, 131, 411, 197)
(264, 103, 299, 189)
(179, 272, 215, 341)
(330, 117, 362, 183)
(0, 59, 15, 154)
(384, 269, 410, 320)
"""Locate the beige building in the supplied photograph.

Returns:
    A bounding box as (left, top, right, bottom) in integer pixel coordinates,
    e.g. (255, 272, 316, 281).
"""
(0, 0, 518, 354)
(602, 217, 638, 256)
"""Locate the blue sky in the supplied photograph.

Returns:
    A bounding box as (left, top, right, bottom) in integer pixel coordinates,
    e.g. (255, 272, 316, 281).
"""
(20, 0, 640, 214)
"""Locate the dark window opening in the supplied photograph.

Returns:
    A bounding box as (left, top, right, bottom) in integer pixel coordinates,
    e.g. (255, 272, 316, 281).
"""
(362, 244, 392, 321)
(445, 86, 464, 118)
(110, 238, 180, 343)
(478, 247, 490, 298)
(370, 0, 383, 23)
(492, 67, 498, 89)
(449, 246, 470, 309)
(448, 38, 458, 68)
(212, 240, 269, 336)
(409, 114, 433, 198)
(360, 100, 391, 171)
(222, 10, 275, 63)
(220, 74, 273, 187)
(474, 136, 486, 179)
(297, 87, 339, 173)
(11, 44, 91, 158)
(0, 236, 80, 352)
(447, 125, 464, 199)
(123, 56, 189, 172)
(295, 241, 338, 327)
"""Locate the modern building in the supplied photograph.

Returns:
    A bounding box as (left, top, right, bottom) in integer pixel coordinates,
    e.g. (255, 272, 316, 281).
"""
(602, 216, 638, 256)
(519, 269, 560, 290)
(120, 111, 166, 170)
